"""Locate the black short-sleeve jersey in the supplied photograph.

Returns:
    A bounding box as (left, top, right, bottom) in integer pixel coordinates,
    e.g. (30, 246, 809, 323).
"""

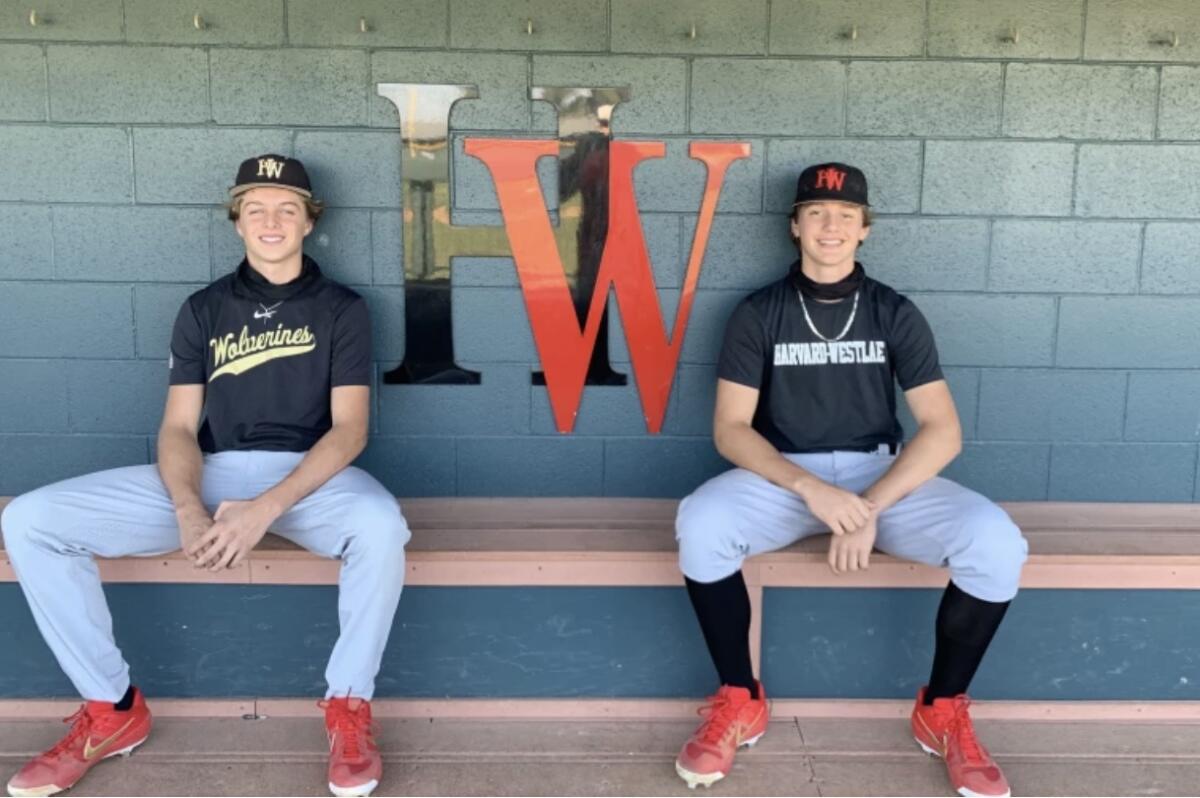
(717, 273, 942, 453)
(168, 257, 371, 453)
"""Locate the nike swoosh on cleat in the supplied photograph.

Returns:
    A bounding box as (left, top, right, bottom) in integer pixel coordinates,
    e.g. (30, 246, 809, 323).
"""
(82, 717, 136, 761)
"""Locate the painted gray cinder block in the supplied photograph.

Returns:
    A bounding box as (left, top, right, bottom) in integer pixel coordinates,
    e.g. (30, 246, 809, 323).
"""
(451, 0, 606, 51)
(457, 437, 604, 496)
(211, 49, 368, 127)
(1125, 372, 1200, 442)
(1057, 297, 1200, 368)
(354, 286, 406, 363)
(353, 436, 457, 497)
(663, 364, 717, 437)
(370, 51, 531, 131)
(0, 126, 130, 203)
(847, 62, 1002, 138)
(896, 367, 980, 440)
(210, 208, 242, 277)
(989, 221, 1140, 294)
(48, 46, 209, 124)
(1084, 0, 1200, 63)
(380, 365, 532, 436)
(1077, 145, 1200, 219)
(532, 56, 688, 136)
(133, 128, 292, 205)
(54, 206, 211, 283)
(1003, 64, 1157, 140)
(531, 380, 676, 436)
(765, 139, 922, 214)
(604, 437, 729, 497)
(691, 59, 845, 136)
(927, 0, 1083, 59)
(910, 293, 1057, 367)
(0, 45, 45, 121)
(940, 443, 1051, 501)
(690, 214, 797, 290)
(295, 131, 402, 208)
(861, 219, 989, 292)
(67, 360, 168, 434)
(769, 0, 925, 57)
(300, 210, 373, 287)
(1142, 223, 1200, 294)
(0, 206, 52, 280)
(680, 290, 745, 365)
(1159, 67, 1200, 141)
(922, 141, 1075, 216)
(0, 283, 132, 358)
(611, 0, 767, 55)
(0, 435, 149, 496)
(133, 284, 207, 359)
(1049, 443, 1198, 502)
(452, 288, 537, 363)
(0, 361, 68, 432)
(0, 0, 122, 41)
(631, 138, 763, 215)
(977, 369, 1127, 441)
(289, 0, 447, 48)
(124, 0, 284, 45)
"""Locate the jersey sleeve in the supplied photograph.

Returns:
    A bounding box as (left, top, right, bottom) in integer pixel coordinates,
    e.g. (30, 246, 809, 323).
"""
(717, 298, 769, 389)
(168, 298, 207, 385)
(330, 296, 373, 387)
(891, 297, 944, 391)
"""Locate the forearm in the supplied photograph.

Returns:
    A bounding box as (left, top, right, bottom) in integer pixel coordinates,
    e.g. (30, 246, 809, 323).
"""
(862, 420, 961, 511)
(157, 427, 206, 512)
(715, 422, 827, 499)
(257, 424, 367, 517)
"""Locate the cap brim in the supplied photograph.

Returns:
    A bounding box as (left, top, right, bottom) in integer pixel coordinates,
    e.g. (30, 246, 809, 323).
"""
(792, 196, 870, 208)
(229, 182, 312, 199)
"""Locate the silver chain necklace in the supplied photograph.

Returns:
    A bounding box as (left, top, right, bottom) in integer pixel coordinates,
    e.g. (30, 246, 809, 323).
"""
(797, 289, 859, 343)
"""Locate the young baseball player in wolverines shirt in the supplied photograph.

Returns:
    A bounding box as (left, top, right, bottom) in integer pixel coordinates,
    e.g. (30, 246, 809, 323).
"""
(673, 164, 1027, 797)
(2, 155, 408, 798)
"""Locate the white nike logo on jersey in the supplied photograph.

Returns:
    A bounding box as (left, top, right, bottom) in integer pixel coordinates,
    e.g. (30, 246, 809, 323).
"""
(254, 301, 283, 321)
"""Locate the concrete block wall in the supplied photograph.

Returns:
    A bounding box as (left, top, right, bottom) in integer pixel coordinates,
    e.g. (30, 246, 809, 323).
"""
(1, 0, 1199, 501)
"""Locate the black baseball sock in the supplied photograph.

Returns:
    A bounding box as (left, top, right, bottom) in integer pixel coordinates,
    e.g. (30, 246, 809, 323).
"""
(685, 570, 759, 698)
(925, 581, 1011, 704)
(114, 685, 136, 711)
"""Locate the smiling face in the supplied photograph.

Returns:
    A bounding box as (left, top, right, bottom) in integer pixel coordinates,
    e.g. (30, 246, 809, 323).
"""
(790, 201, 870, 278)
(232, 186, 313, 270)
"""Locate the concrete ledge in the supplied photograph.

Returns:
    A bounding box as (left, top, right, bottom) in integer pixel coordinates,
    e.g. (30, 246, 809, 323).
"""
(4, 697, 1200, 722)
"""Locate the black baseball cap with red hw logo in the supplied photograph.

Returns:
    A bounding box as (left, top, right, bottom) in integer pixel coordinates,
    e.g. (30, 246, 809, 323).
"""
(793, 162, 870, 208)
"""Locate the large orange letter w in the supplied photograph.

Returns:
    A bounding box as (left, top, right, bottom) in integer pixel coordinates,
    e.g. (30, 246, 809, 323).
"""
(467, 139, 750, 433)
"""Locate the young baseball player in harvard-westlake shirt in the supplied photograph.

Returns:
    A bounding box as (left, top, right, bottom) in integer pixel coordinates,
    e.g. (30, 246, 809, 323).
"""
(2, 155, 409, 798)
(672, 163, 1028, 797)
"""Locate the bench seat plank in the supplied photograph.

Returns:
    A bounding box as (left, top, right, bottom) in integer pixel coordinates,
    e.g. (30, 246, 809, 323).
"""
(2, 497, 1198, 589)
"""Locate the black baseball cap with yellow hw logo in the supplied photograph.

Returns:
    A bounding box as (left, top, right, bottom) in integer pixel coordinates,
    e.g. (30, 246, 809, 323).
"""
(793, 162, 870, 208)
(230, 154, 312, 199)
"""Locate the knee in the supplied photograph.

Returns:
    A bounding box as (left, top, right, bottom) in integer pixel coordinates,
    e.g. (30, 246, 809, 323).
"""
(1, 492, 45, 557)
(344, 495, 409, 560)
(675, 492, 742, 582)
(961, 505, 1027, 597)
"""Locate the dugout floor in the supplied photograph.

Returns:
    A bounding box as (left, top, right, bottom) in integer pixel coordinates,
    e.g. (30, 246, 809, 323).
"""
(1, 715, 1197, 796)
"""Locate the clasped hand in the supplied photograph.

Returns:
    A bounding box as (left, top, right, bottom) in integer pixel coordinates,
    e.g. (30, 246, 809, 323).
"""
(178, 499, 278, 571)
(802, 481, 878, 575)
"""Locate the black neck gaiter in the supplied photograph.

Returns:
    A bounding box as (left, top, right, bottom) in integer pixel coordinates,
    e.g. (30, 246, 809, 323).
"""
(790, 260, 865, 301)
(235, 255, 321, 301)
